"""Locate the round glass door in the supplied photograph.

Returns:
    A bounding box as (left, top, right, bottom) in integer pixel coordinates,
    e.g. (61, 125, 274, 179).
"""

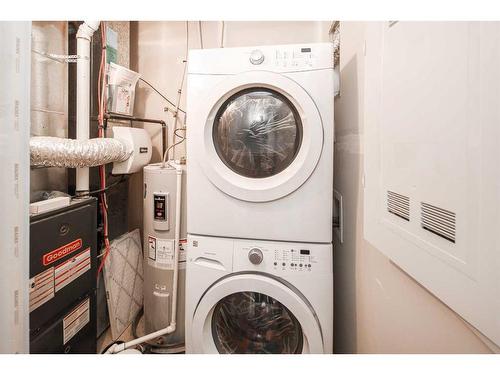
(211, 291, 303, 354)
(213, 88, 303, 178)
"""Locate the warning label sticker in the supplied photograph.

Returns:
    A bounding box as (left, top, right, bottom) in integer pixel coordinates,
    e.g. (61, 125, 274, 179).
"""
(156, 238, 175, 269)
(148, 236, 157, 261)
(63, 298, 90, 345)
(179, 239, 187, 269)
(29, 268, 55, 313)
(55, 248, 91, 292)
(148, 236, 186, 270)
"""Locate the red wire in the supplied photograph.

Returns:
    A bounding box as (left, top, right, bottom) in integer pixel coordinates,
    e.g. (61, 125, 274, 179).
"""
(97, 21, 110, 279)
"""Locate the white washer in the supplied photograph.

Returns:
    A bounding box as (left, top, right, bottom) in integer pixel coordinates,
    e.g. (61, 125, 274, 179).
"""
(185, 235, 333, 354)
(186, 43, 335, 243)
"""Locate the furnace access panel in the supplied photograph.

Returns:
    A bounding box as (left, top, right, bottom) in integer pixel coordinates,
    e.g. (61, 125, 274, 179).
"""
(29, 197, 97, 354)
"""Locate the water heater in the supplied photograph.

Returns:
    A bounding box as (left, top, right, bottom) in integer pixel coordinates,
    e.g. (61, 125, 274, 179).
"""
(143, 162, 187, 353)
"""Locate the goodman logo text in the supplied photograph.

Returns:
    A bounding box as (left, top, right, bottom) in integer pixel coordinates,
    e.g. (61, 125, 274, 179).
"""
(42, 239, 83, 266)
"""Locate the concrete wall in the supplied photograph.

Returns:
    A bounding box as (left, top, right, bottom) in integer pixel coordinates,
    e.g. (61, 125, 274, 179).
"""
(333, 21, 493, 354)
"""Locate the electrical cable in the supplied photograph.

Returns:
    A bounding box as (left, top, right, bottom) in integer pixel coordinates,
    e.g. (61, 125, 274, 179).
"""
(87, 175, 129, 196)
(96, 21, 111, 279)
(131, 307, 143, 339)
(138, 78, 186, 115)
(163, 137, 186, 163)
(70, 175, 128, 198)
(174, 126, 186, 140)
(161, 22, 189, 166)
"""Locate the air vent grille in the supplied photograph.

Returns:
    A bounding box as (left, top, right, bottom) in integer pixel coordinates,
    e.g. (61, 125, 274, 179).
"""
(387, 191, 410, 221)
(421, 202, 456, 243)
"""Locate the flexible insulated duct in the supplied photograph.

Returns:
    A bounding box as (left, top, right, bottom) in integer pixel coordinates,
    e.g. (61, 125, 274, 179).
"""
(30, 136, 131, 168)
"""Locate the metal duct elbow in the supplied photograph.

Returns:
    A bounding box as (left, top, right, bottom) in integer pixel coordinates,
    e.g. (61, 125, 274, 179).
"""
(30, 136, 131, 168)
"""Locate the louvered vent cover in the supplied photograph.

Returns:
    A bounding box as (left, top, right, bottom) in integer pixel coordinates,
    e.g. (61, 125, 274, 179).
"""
(387, 191, 410, 221)
(421, 202, 456, 243)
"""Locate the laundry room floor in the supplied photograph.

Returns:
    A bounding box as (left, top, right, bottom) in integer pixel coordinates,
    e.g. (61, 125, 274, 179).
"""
(97, 314, 145, 354)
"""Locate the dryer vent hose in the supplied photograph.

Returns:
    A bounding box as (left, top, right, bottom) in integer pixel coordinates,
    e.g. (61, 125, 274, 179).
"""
(30, 136, 131, 168)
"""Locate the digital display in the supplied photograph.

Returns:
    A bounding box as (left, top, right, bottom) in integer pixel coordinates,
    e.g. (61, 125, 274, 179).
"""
(154, 195, 166, 221)
(301, 48, 311, 53)
(300, 249, 310, 255)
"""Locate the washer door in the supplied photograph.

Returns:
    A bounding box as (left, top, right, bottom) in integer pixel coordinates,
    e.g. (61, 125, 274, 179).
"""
(191, 274, 324, 353)
(198, 71, 324, 202)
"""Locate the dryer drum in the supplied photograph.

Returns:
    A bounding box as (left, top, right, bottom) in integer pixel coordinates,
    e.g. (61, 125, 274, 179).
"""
(211, 291, 304, 354)
(213, 88, 303, 179)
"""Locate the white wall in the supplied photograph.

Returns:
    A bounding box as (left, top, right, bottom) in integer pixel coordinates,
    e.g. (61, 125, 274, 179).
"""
(334, 21, 494, 354)
(130, 20, 492, 354)
(129, 21, 331, 231)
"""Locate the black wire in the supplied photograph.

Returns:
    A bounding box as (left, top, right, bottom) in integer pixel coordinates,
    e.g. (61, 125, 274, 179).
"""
(72, 175, 129, 198)
(131, 307, 143, 339)
(138, 78, 186, 115)
(174, 127, 186, 140)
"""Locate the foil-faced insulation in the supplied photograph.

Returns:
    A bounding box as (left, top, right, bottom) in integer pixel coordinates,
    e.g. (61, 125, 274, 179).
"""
(30, 136, 131, 168)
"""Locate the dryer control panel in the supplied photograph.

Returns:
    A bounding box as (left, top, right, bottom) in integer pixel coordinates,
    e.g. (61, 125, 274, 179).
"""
(188, 42, 333, 75)
(272, 46, 317, 69)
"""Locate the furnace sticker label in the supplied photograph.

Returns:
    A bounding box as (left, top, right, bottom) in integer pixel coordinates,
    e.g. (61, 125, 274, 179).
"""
(55, 248, 91, 292)
(63, 298, 90, 345)
(29, 268, 55, 313)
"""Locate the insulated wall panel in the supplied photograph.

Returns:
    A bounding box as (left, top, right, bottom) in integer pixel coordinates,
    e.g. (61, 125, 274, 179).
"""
(0, 21, 31, 354)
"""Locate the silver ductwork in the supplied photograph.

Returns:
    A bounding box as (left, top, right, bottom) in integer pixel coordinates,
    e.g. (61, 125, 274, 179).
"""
(30, 136, 131, 168)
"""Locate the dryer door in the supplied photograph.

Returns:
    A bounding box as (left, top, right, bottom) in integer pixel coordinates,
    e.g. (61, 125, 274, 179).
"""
(190, 274, 324, 353)
(197, 71, 324, 202)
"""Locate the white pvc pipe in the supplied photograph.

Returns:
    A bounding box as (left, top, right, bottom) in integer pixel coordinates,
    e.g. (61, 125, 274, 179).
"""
(171, 161, 183, 328)
(75, 21, 99, 195)
(0, 22, 31, 354)
(108, 161, 183, 354)
(31, 25, 49, 136)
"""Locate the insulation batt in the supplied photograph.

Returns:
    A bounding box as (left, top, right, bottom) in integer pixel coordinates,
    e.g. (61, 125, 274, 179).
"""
(30, 136, 131, 168)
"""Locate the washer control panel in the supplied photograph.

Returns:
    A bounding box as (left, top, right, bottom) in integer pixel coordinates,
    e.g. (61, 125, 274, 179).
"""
(233, 240, 332, 275)
(272, 248, 316, 272)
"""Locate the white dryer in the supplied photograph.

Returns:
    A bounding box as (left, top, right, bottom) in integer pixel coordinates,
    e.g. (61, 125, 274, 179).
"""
(186, 43, 334, 243)
(185, 235, 333, 354)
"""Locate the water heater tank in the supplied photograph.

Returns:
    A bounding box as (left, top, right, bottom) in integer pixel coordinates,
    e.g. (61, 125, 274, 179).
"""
(143, 162, 187, 353)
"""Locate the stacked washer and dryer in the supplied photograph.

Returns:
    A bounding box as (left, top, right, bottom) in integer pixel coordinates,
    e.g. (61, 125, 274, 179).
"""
(185, 43, 335, 354)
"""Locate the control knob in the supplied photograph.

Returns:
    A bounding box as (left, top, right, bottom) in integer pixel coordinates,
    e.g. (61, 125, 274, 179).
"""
(249, 49, 265, 65)
(248, 248, 264, 265)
